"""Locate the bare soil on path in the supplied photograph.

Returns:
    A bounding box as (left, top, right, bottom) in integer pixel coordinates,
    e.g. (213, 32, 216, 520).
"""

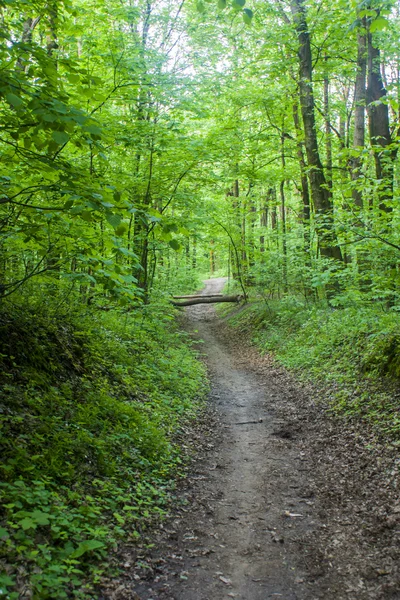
(103, 278, 400, 600)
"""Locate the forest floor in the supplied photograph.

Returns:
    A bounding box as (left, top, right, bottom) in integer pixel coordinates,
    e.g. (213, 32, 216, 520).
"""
(102, 278, 400, 600)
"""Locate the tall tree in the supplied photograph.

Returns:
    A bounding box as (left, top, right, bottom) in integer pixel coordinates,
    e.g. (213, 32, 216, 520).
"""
(290, 0, 343, 261)
(366, 10, 396, 212)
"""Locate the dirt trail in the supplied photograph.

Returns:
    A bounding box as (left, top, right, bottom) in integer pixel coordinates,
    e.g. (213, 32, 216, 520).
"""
(132, 279, 318, 599)
(104, 278, 400, 600)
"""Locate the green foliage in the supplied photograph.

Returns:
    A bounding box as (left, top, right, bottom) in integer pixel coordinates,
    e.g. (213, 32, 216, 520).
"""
(225, 297, 400, 438)
(0, 300, 207, 598)
(0, 0, 399, 593)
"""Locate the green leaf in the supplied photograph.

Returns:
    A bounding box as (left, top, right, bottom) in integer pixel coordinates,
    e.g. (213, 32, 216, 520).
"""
(169, 239, 180, 251)
(232, 0, 245, 9)
(0, 574, 15, 590)
(31, 510, 51, 526)
(369, 16, 389, 33)
(243, 7, 253, 23)
(106, 213, 122, 228)
(358, 9, 377, 18)
(196, 0, 206, 12)
(71, 539, 105, 559)
(80, 211, 93, 222)
(118, 247, 138, 258)
(218, 0, 227, 7)
(67, 73, 80, 83)
(52, 131, 70, 145)
(0, 527, 9, 539)
(41, 112, 56, 122)
(85, 125, 102, 137)
(6, 93, 23, 108)
(115, 223, 128, 236)
(19, 517, 36, 530)
(163, 223, 179, 233)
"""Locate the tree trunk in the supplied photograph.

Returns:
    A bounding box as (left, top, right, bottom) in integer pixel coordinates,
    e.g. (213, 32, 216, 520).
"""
(366, 27, 395, 212)
(248, 198, 256, 272)
(292, 101, 311, 255)
(241, 196, 247, 267)
(46, 2, 58, 56)
(210, 239, 216, 274)
(280, 131, 288, 291)
(350, 23, 367, 208)
(192, 236, 197, 270)
(260, 196, 268, 254)
(173, 294, 223, 299)
(269, 187, 277, 231)
(324, 72, 333, 190)
(230, 178, 240, 278)
(171, 295, 242, 307)
(290, 0, 342, 262)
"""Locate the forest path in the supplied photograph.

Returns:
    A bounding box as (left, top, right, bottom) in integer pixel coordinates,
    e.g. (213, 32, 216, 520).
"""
(103, 281, 400, 600)
(131, 278, 318, 600)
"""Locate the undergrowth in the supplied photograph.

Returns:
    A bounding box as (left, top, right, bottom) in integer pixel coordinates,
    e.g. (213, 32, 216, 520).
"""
(0, 299, 207, 599)
(223, 297, 400, 441)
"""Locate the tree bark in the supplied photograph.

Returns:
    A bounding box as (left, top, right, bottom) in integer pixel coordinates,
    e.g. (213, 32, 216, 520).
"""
(324, 72, 333, 190)
(269, 187, 277, 231)
(290, 0, 342, 262)
(292, 102, 311, 224)
(210, 239, 216, 274)
(171, 295, 242, 307)
(366, 27, 395, 212)
(173, 294, 223, 299)
(350, 23, 367, 208)
(280, 130, 288, 291)
(292, 101, 311, 255)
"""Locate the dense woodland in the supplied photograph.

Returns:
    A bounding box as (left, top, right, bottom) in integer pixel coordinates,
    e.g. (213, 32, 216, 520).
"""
(0, 0, 399, 597)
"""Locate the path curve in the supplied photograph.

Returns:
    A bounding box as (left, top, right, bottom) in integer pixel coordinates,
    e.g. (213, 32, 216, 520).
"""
(134, 278, 318, 599)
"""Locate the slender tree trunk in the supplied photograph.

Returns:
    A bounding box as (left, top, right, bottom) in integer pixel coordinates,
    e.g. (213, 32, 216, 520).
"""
(280, 131, 288, 291)
(350, 24, 367, 208)
(132, 0, 153, 299)
(185, 240, 190, 271)
(46, 2, 58, 56)
(241, 197, 247, 266)
(270, 187, 277, 233)
(366, 27, 395, 212)
(292, 101, 311, 254)
(248, 200, 256, 272)
(230, 178, 240, 278)
(260, 197, 268, 255)
(192, 236, 197, 270)
(210, 240, 216, 274)
(290, 0, 342, 262)
(17, 16, 42, 70)
(324, 72, 333, 190)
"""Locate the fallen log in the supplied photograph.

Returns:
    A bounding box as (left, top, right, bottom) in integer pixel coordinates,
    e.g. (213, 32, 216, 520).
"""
(172, 293, 223, 299)
(171, 294, 242, 307)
